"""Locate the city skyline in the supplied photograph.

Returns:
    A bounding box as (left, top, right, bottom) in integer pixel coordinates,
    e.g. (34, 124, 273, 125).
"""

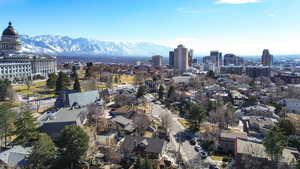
(0, 0, 299, 55)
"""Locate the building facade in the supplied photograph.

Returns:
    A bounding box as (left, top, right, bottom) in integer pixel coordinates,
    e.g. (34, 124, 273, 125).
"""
(224, 54, 244, 66)
(151, 55, 163, 68)
(188, 49, 193, 67)
(0, 22, 57, 81)
(246, 66, 271, 78)
(174, 44, 189, 72)
(261, 49, 273, 66)
(169, 51, 175, 67)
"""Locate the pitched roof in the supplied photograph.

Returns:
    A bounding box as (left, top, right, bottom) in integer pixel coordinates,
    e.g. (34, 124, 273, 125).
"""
(111, 115, 132, 126)
(39, 121, 76, 138)
(45, 107, 87, 123)
(0, 146, 31, 167)
(67, 90, 99, 107)
(121, 136, 165, 154)
(236, 139, 300, 164)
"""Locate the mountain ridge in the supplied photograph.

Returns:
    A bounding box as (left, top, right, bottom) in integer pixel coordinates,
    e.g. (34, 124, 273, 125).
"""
(19, 35, 172, 57)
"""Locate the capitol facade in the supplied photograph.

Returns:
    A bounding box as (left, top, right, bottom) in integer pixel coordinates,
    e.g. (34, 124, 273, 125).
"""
(0, 22, 56, 81)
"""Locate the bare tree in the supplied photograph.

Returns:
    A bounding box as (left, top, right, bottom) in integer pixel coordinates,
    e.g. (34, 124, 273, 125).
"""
(133, 113, 151, 136)
(6, 85, 17, 102)
(208, 103, 237, 129)
(134, 71, 147, 86)
(104, 138, 122, 165)
(87, 103, 104, 137)
(114, 94, 135, 107)
(82, 79, 97, 91)
(160, 113, 173, 135)
(24, 76, 32, 90)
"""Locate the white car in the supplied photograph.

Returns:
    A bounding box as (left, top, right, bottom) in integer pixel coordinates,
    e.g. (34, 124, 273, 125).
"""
(194, 145, 202, 152)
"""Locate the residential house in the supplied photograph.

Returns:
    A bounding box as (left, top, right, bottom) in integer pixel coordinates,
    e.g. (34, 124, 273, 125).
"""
(0, 146, 31, 169)
(120, 136, 166, 159)
(111, 115, 136, 134)
(235, 138, 299, 169)
(39, 106, 88, 139)
(279, 98, 300, 114)
(236, 104, 278, 119)
(219, 131, 248, 154)
(55, 90, 100, 108)
(242, 116, 277, 137)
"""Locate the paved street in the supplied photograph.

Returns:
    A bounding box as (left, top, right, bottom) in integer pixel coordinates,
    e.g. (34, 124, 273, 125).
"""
(146, 94, 210, 169)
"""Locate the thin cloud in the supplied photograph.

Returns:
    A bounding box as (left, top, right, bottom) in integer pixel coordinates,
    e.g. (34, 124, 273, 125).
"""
(216, 0, 261, 4)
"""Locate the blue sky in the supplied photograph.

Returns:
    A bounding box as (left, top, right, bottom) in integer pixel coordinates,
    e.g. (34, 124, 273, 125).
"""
(0, 0, 299, 55)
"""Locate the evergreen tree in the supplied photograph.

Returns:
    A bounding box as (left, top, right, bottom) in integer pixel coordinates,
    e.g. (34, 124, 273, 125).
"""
(46, 73, 57, 89)
(55, 71, 70, 92)
(296, 158, 300, 169)
(85, 62, 93, 79)
(70, 66, 77, 80)
(167, 86, 176, 101)
(277, 119, 296, 136)
(0, 104, 16, 147)
(0, 79, 10, 101)
(25, 134, 56, 169)
(73, 72, 81, 91)
(137, 85, 147, 98)
(188, 103, 206, 131)
(206, 70, 215, 78)
(134, 158, 142, 169)
(287, 135, 300, 150)
(56, 125, 89, 168)
(142, 159, 153, 169)
(158, 85, 164, 100)
(263, 126, 286, 165)
(13, 111, 38, 145)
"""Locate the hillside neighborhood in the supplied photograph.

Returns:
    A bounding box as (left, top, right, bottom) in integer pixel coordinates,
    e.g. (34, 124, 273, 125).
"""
(0, 60, 300, 169)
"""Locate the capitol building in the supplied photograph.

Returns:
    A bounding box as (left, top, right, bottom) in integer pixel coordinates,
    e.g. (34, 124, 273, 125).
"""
(0, 22, 56, 81)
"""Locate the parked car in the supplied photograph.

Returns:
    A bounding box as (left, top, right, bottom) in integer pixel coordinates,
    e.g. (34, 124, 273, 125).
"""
(165, 135, 170, 142)
(189, 139, 196, 145)
(209, 164, 219, 169)
(200, 151, 208, 159)
(194, 145, 202, 152)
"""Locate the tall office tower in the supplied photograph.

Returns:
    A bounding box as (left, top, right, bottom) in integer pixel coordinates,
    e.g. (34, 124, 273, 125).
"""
(261, 49, 273, 66)
(224, 54, 244, 66)
(188, 49, 193, 66)
(192, 58, 198, 65)
(169, 51, 175, 67)
(210, 50, 222, 67)
(174, 44, 189, 72)
(203, 56, 211, 64)
(152, 55, 163, 68)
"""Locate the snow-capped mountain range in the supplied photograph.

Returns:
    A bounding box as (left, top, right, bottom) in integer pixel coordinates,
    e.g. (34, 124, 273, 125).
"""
(20, 35, 172, 57)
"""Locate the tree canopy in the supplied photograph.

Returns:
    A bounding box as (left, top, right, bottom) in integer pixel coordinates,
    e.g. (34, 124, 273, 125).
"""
(158, 85, 164, 100)
(56, 125, 89, 168)
(0, 79, 11, 101)
(55, 71, 70, 92)
(277, 119, 296, 136)
(73, 72, 81, 91)
(13, 111, 38, 146)
(263, 126, 287, 162)
(25, 134, 57, 169)
(0, 104, 16, 147)
(46, 73, 57, 89)
(137, 85, 147, 98)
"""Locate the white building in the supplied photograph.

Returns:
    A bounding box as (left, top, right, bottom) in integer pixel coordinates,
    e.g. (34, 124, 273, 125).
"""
(0, 22, 57, 81)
